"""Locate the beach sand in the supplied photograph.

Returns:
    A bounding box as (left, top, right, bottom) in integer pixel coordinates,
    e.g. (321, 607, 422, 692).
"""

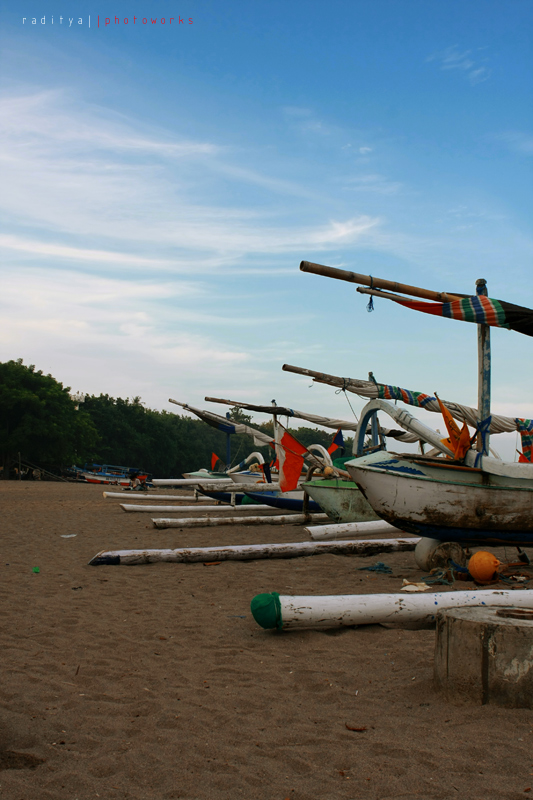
(1, 481, 532, 800)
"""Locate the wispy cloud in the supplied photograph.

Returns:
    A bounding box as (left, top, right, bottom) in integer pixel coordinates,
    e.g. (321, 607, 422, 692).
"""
(342, 174, 401, 195)
(0, 89, 380, 267)
(427, 45, 491, 85)
(0, 90, 218, 158)
(0, 266, 251, 394)
(0, 234, 175, 267)
(282, 105, 336, 136)
(490, 131, 533, 156)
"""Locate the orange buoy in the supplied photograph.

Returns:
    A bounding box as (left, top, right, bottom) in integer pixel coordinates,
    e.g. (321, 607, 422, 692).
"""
(468, 551, 501, 583)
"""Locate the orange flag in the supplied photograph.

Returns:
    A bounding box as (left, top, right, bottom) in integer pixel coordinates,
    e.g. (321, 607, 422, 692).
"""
(275, 422, 308, 493)
(436, 395, 471, 460)
(211, 452, 220, 470)
(454, 422, 472, 461)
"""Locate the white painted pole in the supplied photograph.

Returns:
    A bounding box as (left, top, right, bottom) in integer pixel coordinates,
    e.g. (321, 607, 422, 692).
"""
(103, 492, 218, 502)
(152, 478, 234, 487)
(88, 537, 419, 566)
(251, 589, 533, 630)
(152, 513, 329, 529)
(120, 503, 276, 513)
(305, 519, 403, 540)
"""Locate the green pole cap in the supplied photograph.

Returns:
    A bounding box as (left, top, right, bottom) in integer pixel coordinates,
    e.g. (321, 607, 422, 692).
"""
(250, 592, 282, 629)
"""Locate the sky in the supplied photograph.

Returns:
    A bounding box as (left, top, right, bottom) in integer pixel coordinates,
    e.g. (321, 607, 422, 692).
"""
(0, 0, 532, 458)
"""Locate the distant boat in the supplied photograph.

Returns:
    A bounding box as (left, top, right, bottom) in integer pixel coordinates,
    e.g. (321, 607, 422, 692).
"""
(77, 464, 151, 486)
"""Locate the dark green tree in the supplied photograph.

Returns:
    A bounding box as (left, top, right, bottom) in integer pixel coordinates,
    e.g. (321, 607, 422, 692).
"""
(0, 359, 99, 475)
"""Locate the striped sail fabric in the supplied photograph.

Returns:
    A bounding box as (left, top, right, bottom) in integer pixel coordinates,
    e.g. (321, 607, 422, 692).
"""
(517, 419, 533, 462)
(377, 384, 435, 408)
(397, 295, 533, 337)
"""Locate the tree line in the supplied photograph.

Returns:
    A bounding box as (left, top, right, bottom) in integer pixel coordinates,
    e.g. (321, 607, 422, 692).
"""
(0, 359, 344, 478)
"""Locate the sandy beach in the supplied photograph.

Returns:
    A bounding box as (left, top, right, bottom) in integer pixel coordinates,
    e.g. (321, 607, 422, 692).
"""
(1, 481, 532, 800)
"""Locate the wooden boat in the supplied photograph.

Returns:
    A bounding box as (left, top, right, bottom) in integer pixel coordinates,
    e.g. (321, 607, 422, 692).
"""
(297, 261, 533, 549)
(202, 394, 426, 520)
(340, 397, 533, 546)
(172, 398, 342, 513)
(346, 446, 533, 546)
(79, 464, 150, 486)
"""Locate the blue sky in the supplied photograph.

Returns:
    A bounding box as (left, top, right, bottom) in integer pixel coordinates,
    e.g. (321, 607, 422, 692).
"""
(1, 1, 532, 457)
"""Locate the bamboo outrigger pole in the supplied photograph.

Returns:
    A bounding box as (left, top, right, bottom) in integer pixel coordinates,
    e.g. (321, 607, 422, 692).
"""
(299, 261, 464, 303)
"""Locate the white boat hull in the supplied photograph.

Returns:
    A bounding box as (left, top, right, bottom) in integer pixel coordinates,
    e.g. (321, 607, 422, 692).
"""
(346, 451, 533, 546)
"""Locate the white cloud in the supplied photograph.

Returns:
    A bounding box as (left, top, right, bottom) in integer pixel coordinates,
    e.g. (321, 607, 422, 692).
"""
(0, 234, 175, 267)
(342, 174, 401, 195)
(491, 131, 533, 156)
(427, 45, 491, 85)
(0, 89, 380, 264)
(0, 90, 218, 158)
(0, 266, 254, 404)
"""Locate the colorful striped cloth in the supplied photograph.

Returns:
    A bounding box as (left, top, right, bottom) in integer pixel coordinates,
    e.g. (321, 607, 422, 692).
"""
(516, 419, 533, 462)
(377, 384, 435, 408)
(396, 295, 533, 338)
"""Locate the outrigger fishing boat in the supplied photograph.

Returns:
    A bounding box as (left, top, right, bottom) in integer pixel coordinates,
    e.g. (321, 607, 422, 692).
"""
(297, 261, 533, 555)
(75, 463, 151, 486)
(170, 399, 343, 514)
(204, 395, 419, 523)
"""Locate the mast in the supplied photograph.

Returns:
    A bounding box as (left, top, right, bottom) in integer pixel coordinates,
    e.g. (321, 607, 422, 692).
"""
(225, 412, 232, 467)
(476, 279, 491, 455)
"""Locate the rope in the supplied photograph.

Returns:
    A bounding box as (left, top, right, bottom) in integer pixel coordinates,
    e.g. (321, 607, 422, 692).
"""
(474, 415, 492, 466)
(358, 562, 392, 574)
(422, 559, 471, 586)
(421, 568, 455, 586)
(366, 276, 375, 312)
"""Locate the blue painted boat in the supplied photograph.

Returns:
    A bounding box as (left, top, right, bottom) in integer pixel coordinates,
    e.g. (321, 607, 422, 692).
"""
(243, 490, 322, 513)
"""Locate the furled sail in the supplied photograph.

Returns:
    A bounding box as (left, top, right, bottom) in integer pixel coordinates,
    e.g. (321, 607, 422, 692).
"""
(281, 365, 532, 438)
(168, 400, 274, 448)
(204, 396, 420, 444)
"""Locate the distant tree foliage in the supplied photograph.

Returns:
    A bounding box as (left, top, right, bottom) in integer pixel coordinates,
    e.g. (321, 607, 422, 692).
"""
(0, 359, 98, 475)
(0, 360, 351, 478)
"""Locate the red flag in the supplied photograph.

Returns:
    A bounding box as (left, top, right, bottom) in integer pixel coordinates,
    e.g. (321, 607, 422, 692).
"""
(327, 428, 345, 455)
(211, 452, 220, 470)
(276, 422, 308, 493)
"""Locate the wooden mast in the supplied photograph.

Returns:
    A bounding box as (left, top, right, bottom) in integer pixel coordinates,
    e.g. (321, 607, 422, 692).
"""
(476, 279, 491, 456)
(299, 261, 464, 303)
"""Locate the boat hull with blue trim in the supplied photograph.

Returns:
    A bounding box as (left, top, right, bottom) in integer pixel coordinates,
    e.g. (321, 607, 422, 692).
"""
(345, 450, 533, 546)
(244, 490, 322, 513)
